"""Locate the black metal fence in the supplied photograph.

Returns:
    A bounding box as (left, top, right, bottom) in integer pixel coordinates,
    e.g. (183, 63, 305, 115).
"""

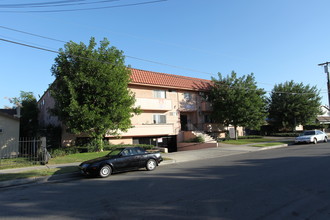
(0, 137, 49, 168)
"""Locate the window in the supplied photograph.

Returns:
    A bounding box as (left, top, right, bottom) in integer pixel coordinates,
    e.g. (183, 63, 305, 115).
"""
(154, 90, 166, 99)
(184, 92, 192, 100)
(169, 111, 177, 116)
(153, 114, 166, 124)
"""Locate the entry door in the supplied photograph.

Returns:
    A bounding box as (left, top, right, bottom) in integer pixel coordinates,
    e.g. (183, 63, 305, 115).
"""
(180, 114, 188, 131)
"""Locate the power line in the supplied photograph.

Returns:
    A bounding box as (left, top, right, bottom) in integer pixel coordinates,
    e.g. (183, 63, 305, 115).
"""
(0, 38, 59, 54)
(10, 8, 239, 62)
(125, 55, 214, 76)
(0, 0, 118, 8)
(0, 28, 215, 76)
(1, 36, 327, 96)
(0, 37, 215, 86)
(0, 25, 67, 43)
(0, 0, 167, 13)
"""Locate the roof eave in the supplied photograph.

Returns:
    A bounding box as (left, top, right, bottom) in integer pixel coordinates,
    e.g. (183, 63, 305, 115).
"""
(129, 82, 211, 92)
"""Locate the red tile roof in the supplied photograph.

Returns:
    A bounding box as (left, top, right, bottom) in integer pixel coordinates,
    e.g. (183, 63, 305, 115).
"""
(129, 68, 212, 91)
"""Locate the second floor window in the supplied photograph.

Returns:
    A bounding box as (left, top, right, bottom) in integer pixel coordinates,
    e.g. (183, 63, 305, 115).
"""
(153, 114, 166, 124)
(184, 92, 192, 100)
(154, 90, 166, 99)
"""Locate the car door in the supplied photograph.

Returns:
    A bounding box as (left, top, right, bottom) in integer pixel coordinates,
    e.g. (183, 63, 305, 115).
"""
(113, 149, 135, 172)
(128, 148, 143, 169)
(132, 147, 148, 168)
(316, 131, 324, 141)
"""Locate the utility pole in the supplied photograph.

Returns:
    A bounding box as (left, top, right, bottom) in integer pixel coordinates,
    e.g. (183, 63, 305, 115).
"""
(318, 62, 330, 107)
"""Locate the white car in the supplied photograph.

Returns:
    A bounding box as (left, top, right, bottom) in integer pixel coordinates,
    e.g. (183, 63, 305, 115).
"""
(295, 130, 328, 144)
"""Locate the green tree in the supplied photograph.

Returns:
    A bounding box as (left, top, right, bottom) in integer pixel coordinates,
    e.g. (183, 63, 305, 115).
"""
(9, 91, 39, 137)
(50, 37, 139, 150)
(268, 80, 322, 131)
(208, 71, 267, 139)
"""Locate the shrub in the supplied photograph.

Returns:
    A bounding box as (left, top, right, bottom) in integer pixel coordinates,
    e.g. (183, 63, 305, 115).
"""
(103, 144, 155, 151)
(238, 135, 263, 139)
(49, 147, 79, 158)
(185, 135, 205, 143)
(270, 133, 300, 137)
(84, 139, 100, 152)
(194, 135, 205, 143)
(49, 148, 68, 158)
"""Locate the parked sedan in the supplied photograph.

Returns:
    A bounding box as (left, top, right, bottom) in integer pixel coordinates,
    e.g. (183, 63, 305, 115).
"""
(79, 147, 163, 178)
(295, 130, 328, 144)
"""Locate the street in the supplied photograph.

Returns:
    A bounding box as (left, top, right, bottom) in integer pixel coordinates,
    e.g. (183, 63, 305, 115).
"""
(1, 143, 330, 220)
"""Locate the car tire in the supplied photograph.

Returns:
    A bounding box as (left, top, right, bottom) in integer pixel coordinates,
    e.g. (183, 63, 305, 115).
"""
(146, 159, 157, 171)
(99, 165, 112, 178)
(324, 137, 328, 143)
(313, 138, 317, 144)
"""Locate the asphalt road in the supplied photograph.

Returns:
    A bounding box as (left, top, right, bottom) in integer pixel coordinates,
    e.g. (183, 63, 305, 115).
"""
(1, 143, 330, 220)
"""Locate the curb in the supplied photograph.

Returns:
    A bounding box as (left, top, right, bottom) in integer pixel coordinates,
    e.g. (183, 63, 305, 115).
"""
(257, 144, 290, 150)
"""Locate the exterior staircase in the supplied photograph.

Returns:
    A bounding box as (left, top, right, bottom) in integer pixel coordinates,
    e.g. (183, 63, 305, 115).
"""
(191, 131, 217, 143)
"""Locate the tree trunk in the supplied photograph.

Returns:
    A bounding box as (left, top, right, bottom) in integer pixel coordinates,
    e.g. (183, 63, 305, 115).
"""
(94, 136, 104, 152)
(234, 126, 238, 140)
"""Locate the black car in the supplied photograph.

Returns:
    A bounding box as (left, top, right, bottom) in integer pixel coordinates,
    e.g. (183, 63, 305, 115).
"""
(78, 147, 163, 178)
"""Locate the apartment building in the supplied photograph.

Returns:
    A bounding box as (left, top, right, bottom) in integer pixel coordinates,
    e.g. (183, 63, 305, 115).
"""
(38, 68, 238, 152)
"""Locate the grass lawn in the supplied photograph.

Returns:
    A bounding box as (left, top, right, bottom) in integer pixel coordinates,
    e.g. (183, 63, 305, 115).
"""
(221, 138, 275, 145)
(0, 151, 111, 170)
(0, 158, 41, 170)
(48, 151, 110, 165)
(0, 166, 79, 182)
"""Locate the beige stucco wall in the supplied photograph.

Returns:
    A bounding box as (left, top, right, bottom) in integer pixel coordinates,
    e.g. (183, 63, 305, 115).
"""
(38, 84, 230, 148)
(0, 115, 19, 158)
(108, 138, 133, 145)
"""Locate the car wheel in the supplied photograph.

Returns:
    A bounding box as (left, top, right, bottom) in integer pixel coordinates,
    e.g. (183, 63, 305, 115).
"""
(99, 165, 112, 178)
(146, 159, 157, 171)
(324, 137, 328, 143)
(313, 138, 317, 144)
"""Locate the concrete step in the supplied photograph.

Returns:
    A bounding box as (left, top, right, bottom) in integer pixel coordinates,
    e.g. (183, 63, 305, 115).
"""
(192, 131, 217, 143)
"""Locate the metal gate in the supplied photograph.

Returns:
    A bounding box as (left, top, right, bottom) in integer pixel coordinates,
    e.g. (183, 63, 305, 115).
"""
(0, 137, 49, 168)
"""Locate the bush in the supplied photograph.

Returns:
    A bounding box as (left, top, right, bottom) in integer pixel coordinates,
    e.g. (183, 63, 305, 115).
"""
(103, 144, 155, 151)
(270, 133, 300, 137)
(185, 135, 205, 143)
(85, 139, 101, 152)
(194, 135, 205, 143)
(238, 135, 263, 139)
(49, 147, 79, 158)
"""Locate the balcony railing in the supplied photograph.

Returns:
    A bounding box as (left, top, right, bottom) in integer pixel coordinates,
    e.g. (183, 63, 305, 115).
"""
(135, 98, 172, 111)
(179, 100, 197, 111)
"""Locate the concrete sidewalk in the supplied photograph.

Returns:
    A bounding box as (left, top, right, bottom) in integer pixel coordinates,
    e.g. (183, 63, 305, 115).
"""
(0, 142, 290, 188)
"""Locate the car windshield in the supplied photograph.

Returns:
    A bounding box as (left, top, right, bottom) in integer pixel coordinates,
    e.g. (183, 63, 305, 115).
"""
(302, 131, 315, 136)
(107, 148, 124, 156)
